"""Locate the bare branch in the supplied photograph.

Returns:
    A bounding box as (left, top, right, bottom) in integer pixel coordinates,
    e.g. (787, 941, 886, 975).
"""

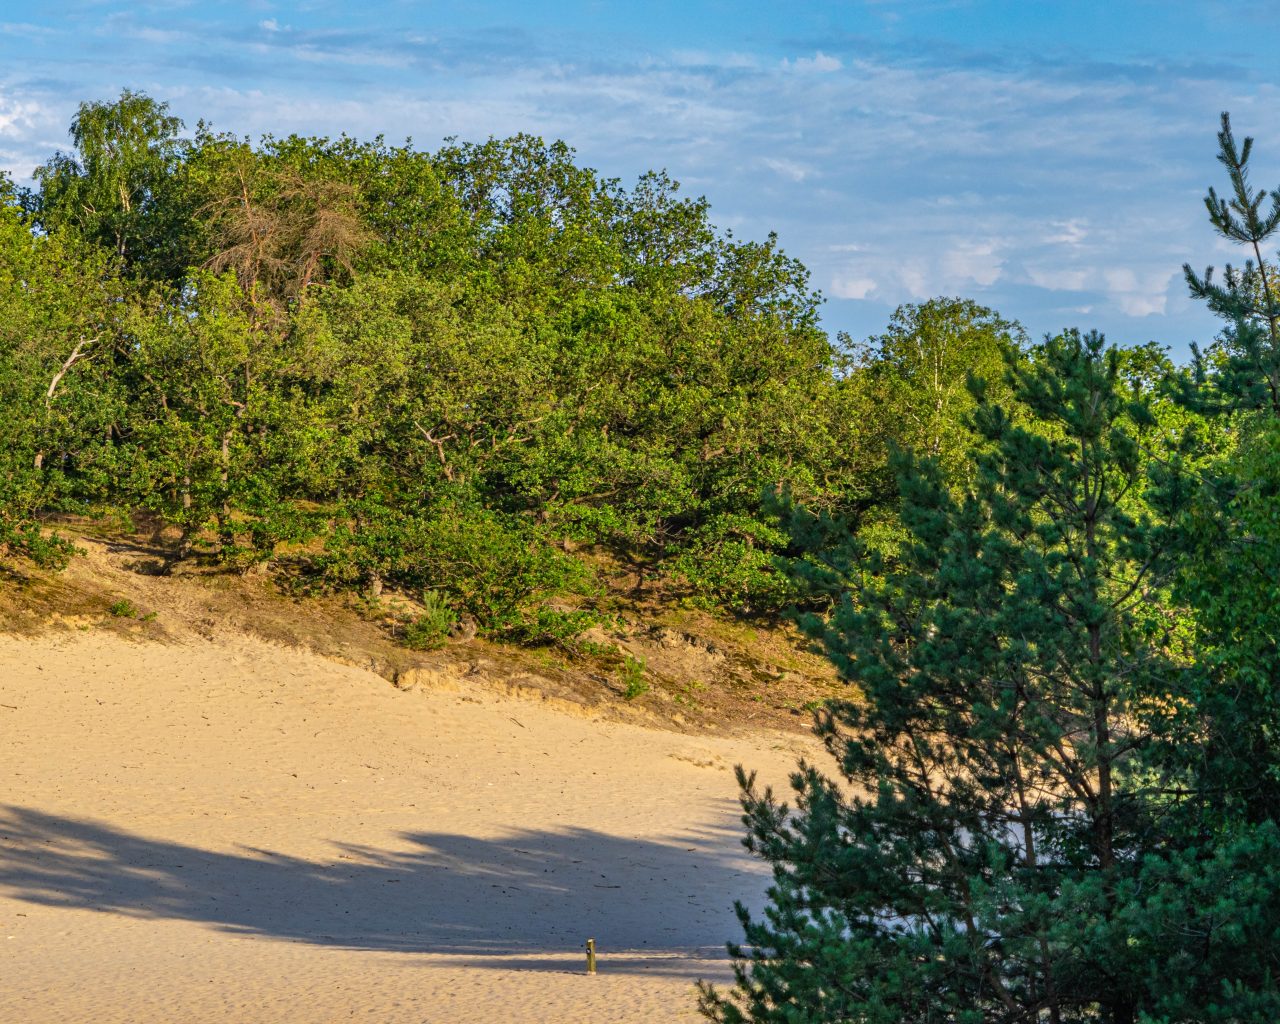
(45, 335, 98, 413)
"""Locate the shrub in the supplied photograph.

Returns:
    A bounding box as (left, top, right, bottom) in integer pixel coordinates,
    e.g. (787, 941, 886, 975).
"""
(620, 654, 648, 700)
(326, 496, 597, 639)
(668, 514, 796, 614)
(401, 589, 457, 650)
(508, 607, 601, 650)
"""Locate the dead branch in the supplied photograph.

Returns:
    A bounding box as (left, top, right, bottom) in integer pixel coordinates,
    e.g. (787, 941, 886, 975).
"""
(46, 335, 98, 413)
(34, 335, 99, 470)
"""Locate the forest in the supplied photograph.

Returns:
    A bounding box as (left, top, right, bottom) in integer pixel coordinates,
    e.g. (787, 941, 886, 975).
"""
(5, 93, 1280, 1020)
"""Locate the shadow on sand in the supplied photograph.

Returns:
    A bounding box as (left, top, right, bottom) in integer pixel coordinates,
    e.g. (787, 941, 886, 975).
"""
(0, 804, 764, 976)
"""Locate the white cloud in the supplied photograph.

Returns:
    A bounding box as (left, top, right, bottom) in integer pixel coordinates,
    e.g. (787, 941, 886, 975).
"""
(896, 262, 930, 300)
(669, 49, 760, 70)
(831, 273, 878, 299)
(1116, 293, 1169, 317)
(0, 94, 42, 136)
(0, 88, 61, 179)
(1103, 267, 1139, 293)
(0, 23, 54, 38)
(783, 51, 842, 73)
(1044, 219, 1088, 246)
(1103, 268, 1176, 317)
(939, 239, 1005, 288)
(1025, 266, 1093, 291)
(133, 26, 190, 45)
(761, 156, 811, 182)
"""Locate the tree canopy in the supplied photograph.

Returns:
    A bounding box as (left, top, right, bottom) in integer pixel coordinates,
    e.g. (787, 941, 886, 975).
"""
(2, 90, 932, 634)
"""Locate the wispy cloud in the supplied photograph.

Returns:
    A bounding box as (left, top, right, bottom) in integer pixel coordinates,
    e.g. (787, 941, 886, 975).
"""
(782, 51, 843, 73)
(0, 89, 60, 179)
(760, 157, 813, 182)
(831, 273, 878, 300)
(0, 22, 56, 39)
(2, 1, 1272, 352)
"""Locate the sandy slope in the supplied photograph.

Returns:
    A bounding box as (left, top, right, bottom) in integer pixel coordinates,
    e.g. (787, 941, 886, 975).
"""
(0, 630, 815, 1023)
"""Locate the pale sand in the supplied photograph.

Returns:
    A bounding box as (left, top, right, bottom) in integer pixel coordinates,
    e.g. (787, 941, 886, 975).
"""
(0, 631, 814, 1022)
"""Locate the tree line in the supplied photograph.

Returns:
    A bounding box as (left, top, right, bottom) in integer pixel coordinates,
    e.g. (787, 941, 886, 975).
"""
(1, 90, 1018, 643)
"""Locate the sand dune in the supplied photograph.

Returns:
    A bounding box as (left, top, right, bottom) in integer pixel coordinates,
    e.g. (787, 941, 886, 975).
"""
(0, 630, 814, 1022)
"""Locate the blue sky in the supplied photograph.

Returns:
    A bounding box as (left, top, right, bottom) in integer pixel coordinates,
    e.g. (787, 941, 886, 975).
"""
(4, 2, 1280, 355)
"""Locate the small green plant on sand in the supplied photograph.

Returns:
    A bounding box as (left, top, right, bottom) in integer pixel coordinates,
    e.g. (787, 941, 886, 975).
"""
(622, 660, 649, 700)
(108, 599, 139, 618)
(402, 590, 458, 650)
(674, 679, 708, 708)
(620, 654, 648, 700)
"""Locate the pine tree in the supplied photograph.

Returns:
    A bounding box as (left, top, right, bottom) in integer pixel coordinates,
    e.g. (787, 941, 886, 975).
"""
(702, 332, 1280, 1023)
(1183, 112, 1280, 415)
(1176, 113, 1280, 823)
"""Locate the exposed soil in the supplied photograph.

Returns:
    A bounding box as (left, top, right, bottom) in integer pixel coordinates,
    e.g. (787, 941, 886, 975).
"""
(0, 520, 851, 736)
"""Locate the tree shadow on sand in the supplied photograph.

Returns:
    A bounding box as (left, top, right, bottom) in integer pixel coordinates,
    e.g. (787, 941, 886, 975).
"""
(0, 803, 764, 976)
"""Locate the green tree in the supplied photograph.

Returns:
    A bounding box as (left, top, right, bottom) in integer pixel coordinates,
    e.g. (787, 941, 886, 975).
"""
(702, 333, 1280, 1023)
(856, 297, 1026, 484)
(124, 271, 324, 566)
(1183, 113, 1280, 414)
(1176, 112, 1280, 823)
(1174, 419, 1280, 823)
(0, 190, 126, 565)
(779, 300, 1024, 612)
(31, 90, 190, 281)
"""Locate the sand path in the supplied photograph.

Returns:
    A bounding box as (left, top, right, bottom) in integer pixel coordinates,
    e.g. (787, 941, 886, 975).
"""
(0, 631, 813, 1022)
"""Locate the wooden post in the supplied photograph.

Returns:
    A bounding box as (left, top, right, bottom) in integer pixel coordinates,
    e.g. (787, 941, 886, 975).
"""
(586, 937, 597, 974)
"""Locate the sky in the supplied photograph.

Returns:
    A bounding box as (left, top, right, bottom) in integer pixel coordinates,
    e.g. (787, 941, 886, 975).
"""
(4, 2, 1280, 356)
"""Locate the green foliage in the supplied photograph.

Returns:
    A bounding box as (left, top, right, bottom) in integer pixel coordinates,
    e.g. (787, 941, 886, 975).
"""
(0, 195, 121, 567)
(854, 296, 1026, 485)
(620, 654, 648, 700)
(1183, 113, 1280, 417)
(124, 269, 325, 568)
(108, 599, 139, 618)
(703, 332, 1280, 1022)
(1170, 417, 1280, 821)
(507, 607, 603, 650)
(30, 90, 190, 281)
(401, 590, 458, 650)
(324, 497, 594, 636)
(668, 514, 795, 613)
(778, 299, 1027, 607)
(1177, 112, 1280, 826)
